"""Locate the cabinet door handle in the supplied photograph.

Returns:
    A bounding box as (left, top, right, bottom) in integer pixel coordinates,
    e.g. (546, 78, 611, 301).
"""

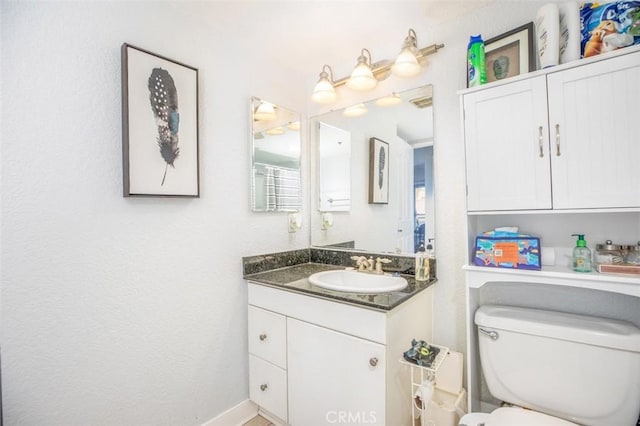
(538, 126, 544, 158)
(260, 384, 268, 391)
(259, 334, 267, 341)
(369, 357, 378, 367)
(555, 124, 561, 156)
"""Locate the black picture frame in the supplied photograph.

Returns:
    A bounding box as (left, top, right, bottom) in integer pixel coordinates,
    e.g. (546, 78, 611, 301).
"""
(368, 137, 389, 204)
(121, 43, 200, 197)
(484, 22, 535, 83)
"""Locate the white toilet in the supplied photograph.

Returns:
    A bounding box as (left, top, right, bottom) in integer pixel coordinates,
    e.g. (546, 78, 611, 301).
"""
(460, 304, 640, 426)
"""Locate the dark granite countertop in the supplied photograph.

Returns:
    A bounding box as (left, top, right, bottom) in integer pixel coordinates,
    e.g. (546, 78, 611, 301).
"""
(244, 262, 436, 311)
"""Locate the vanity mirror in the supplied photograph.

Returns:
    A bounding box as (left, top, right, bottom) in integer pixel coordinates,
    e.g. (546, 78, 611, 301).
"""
(250, 97, 302, 212)
(310, 85, 434, 255)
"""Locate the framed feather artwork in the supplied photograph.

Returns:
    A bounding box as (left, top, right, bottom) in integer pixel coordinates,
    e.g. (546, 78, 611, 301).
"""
(368, 137, 389, 204)
(121, 43, 199, 197)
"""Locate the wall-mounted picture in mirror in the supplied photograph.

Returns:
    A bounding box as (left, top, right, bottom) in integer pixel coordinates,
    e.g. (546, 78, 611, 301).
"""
(121, 43, 199, 197)
(369, 137, 389, 204)
(250, 97, 302, 212)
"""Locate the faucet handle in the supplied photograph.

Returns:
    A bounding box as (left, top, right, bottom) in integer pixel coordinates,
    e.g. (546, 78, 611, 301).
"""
(351, 255, 367, 270)
(375, 257, 392, 273)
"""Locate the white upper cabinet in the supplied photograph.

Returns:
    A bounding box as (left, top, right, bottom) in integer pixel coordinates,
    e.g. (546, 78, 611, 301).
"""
(463, 49, 640, 212)
(547, 52, 640, 209)
(464, 76, 551, 211)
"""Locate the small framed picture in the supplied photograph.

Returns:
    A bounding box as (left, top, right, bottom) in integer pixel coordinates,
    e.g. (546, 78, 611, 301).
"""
(121, 43, 200, 197)
(485, 22, 535, 83)
(368, 137, 389, 204)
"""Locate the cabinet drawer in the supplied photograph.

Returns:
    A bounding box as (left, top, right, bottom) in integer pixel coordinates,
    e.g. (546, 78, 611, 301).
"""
(249, 354, 287, 422)
(248, 305, 286, 368)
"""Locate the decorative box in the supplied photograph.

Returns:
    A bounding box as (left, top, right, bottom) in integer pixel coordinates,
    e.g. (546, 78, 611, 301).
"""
(474, 233, 541, 270)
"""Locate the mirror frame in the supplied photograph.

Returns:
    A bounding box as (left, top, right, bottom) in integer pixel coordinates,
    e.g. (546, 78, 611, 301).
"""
(308, 85, 435, 255)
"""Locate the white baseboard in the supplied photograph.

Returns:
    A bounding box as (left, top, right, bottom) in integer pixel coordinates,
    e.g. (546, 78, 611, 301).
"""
(202, 399, 259, 426)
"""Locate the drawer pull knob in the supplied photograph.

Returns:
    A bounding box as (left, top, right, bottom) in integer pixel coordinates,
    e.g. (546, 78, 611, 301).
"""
(259, 334, 267, 341)
(369, 357, 378, 367)
(260, 384, 268, 391)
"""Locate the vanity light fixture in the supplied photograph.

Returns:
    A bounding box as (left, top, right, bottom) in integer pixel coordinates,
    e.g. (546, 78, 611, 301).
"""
(311, 65, 338, 104)
(375, 93, 402, 107)
(254, 101, 277, 121)
(265, 126, 285, 136)
(392, 29, 421, 77)
(287, 121, 301, 131)
(343, 103, 368, 118)
(346, 48, 377, 91)
(310, 30, 443, 104)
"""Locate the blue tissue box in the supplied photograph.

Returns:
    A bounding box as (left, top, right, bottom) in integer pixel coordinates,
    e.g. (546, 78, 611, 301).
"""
(474, 233, 541, 270)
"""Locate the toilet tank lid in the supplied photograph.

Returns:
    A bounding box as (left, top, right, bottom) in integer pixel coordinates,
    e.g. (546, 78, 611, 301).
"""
(475, 305, 640, 352)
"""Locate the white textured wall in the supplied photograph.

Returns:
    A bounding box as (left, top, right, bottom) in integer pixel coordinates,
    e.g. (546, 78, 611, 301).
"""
(2, 1, 554, 424)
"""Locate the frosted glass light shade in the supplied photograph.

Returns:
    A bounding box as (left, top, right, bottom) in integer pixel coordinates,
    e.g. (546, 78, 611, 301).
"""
(343, 103, 368, 117)
(254, 102, 277, 121)
(346, 62, 377, 90)
(375, 93, 402, 107)
(311, 78, 337, 104)
(265, 126, 285, 136)
(392, 47, 421, 77)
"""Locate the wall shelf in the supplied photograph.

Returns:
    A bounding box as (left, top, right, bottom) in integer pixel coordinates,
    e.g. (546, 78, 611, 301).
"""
(464, 265, 640, 298)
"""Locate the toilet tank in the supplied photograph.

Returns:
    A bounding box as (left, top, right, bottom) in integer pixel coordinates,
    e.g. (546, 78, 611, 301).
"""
(475, 305, 640, 426)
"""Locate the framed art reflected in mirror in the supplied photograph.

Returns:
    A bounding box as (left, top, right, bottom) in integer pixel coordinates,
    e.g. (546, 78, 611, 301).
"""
(369, 137, 389, 204)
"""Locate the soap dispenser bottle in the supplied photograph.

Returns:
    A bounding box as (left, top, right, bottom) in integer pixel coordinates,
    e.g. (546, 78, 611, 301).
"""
(572, 234, 592, 272)
(415, 242, 428, 282)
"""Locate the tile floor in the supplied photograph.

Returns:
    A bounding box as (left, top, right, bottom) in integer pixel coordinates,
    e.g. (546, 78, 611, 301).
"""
(242, 414, 275, 426)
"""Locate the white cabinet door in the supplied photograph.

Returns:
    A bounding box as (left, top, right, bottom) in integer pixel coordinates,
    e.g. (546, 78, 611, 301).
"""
(287, 318, 385, 426)
(463, 76, 552, 211)
(547, 52, 640, 209)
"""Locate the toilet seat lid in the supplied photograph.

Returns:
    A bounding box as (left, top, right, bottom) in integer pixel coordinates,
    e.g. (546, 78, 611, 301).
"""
(486, 407, 579, 426)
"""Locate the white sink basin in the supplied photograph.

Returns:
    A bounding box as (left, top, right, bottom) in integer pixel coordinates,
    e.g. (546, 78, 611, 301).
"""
(308, 269, 408, 294)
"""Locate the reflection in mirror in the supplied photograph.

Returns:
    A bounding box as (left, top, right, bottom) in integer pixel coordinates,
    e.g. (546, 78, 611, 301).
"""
(318, 123, 351, 212)
(310, 85, 434, 255)
(250, 97, 302, 212)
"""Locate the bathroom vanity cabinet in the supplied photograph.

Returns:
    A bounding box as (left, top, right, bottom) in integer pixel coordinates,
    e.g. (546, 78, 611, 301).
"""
(460, 46, 640, 413)
(463, 47, 640, 212)
(247, 281, 433, 426)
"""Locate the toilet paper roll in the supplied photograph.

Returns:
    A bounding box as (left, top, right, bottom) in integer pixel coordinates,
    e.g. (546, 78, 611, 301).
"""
(413, 380, 434, 417)
(541, 247, 555, 266)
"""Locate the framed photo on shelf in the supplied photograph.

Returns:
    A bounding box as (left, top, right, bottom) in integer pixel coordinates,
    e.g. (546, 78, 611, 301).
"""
(484, 22, 535, 83)
(368, 137, 389, 204)
(121, 43, 199, 197)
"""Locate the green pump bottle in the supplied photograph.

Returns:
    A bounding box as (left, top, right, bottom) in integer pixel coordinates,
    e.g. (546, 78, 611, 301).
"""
(572, 234, 592, 272)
